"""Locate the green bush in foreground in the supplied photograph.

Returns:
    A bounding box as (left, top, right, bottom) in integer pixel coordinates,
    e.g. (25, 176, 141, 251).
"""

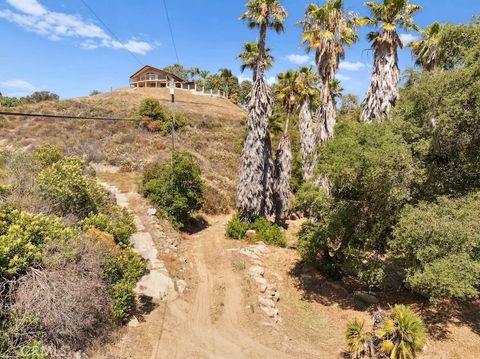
(0, 205, 79, 277)
(225, 213, 286, 247)
(37, 157, 107, 218)
(141, 152, 205, 229)
(345, 305, 426, 359)
(81, 205, 136, 248)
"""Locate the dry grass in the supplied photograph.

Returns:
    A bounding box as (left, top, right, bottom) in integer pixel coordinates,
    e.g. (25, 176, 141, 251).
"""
(0, 89, 246, 210)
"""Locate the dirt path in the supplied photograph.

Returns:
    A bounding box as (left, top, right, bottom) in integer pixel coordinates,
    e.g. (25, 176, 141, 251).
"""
(91, 169, 298, 359)
(155, 215, 289, 359)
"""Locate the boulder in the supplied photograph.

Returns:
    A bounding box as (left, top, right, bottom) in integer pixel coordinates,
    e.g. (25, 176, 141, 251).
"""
(147, 208, 157, 216)
(354, 291, 379, 305)
(261, 306, 279, 318)
(248, 265, 265, 277)
(246, 229, 257, 238)
(258, 296, 276, 308)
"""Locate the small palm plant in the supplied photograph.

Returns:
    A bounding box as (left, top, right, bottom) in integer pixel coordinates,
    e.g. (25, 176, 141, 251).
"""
(345, 319, 370, 358)
(376, 305, 427, 359)
(345, 305, 426, 359)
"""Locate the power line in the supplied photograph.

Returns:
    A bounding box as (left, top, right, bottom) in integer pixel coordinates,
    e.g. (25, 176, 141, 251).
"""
(78, 0, 143, 66)
(0, 111, 134, 122)
(162, 0, 180, 64)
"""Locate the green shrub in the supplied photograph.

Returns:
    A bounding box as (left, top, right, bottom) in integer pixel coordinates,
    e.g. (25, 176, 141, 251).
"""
(37, 157, 107, 217)
(141, 152, 205, 228)
(252, 218, 286, 247)
(15, 340, 48, 359)
(225, 213, 286, 247)
(81, 205, 135, 248)
(110, 279, 136, 323)
(0, 206, 79, 277)
(225, 212, 249, 240)
(33, 144, 63, 169)
(139, 98, 167, 121)
(391, 193, 480, 301)
(298, 119, 415, 278)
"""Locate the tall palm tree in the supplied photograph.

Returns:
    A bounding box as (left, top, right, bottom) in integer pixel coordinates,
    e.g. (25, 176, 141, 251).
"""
(300, 0, 358, 141)
(361, 0, 421, 122)
(273, 70, 298, 224)
(410, 22, 444, 71)
(296, 67, 320, 180)
(237, 42, 275, 82)
(237, 0, 288, 222)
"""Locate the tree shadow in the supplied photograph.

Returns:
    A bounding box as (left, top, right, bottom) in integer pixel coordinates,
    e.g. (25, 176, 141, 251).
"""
(289, 261, 480, 340)
(182, 215, 209, 235)
(135, 294, 158, 317)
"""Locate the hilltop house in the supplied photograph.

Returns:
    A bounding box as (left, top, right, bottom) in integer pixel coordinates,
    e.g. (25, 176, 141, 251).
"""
(129, 65, 195, 90)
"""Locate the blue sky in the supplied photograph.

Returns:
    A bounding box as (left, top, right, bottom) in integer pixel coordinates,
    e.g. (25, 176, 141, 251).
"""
(0, 0, 478, 99)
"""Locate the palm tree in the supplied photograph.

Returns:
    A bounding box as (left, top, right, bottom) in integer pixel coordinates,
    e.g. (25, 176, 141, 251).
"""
(410, 22, 444, 71)
(237, 42, 275, 82)
(300, 0, 358, 141)
(237, 0, 288, 222)
(296, 66, 320, 180)
(273, 70, 298, 224)
(240, 0, 287, 79)
(361, 0, 422, 122)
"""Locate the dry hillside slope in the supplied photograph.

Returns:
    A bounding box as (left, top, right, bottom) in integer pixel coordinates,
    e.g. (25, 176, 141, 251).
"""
(0, 88, 246, 211)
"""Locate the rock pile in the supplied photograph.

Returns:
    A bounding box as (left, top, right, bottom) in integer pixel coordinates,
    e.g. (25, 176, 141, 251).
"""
(235, 243, 281, 322)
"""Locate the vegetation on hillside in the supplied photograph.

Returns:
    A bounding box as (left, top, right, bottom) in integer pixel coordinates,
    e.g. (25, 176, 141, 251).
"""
(0, 145, 145, 357)
(296, 20, 480, 301)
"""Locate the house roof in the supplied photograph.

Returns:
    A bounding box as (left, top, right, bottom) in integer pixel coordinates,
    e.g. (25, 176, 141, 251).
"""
(130, 65, 186, 82)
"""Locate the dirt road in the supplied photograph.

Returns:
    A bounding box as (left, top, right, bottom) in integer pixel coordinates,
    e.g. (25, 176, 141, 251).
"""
(92, 170, 296, 359)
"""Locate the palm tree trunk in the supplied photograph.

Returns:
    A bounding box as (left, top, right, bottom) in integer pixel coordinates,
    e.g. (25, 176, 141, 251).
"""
(273, 114, 292, 225)
(299, 97, 317, 181)
(237, 77, 274, 222)
(361, 42, 400, 122)
(257, 23, 268, 80)
(317, 80, 336, 142)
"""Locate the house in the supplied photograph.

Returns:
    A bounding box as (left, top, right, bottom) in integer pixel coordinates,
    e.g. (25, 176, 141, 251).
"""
(129, 65, 195, 90)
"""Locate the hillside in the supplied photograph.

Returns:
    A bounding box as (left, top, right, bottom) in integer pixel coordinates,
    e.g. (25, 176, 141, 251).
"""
(0, 88, 246, 211)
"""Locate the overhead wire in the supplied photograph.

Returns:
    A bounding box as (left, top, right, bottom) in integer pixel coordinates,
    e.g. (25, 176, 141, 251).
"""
(162, 0, 180, 64)
(78, 0, 143, 66)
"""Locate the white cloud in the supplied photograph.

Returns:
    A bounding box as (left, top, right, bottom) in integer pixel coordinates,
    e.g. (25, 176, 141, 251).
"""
(7, 0, 46, 16)
(339, 61, 366, 71)
(266, 76, 277, 86)
(0, 79, 38, 91)
(0, 0, 155, 55)
(237, 74, 251, 83)
(285, 54, 310, 65)
(399, 33, 419, 46)
(336, 74, 351, 81)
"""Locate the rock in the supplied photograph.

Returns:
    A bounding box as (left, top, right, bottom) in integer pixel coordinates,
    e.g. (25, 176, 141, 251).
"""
(289, 213, 299, 220)
(300, 273, 312, 281)
(147, 208, 157, 216)
(354, 291, 379, 305)
(175, 279, 187, 294)
(135, 271, 175, 300)
(258, 295, 275, 308)
(128, 316, 140, 327)
(246, 229, 257, 238)
(252, 242, 269, 254)
(267, 282, 277, 291)
(261, 306, 279, 318)
(240, 248, 260, 260)
(258, 283, 267, 293)
(254, 276, 267, 286)
(248, 265, 265, 277)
